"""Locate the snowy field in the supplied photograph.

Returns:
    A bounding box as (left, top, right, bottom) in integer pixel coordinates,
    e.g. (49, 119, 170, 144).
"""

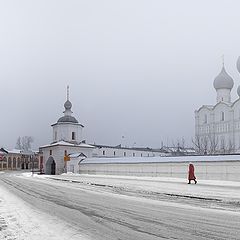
(1, 171, 240, 239)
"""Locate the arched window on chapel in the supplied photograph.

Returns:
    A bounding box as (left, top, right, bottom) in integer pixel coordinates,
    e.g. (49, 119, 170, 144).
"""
(221, 112, 225, 121)
(204, 114, 207, 124)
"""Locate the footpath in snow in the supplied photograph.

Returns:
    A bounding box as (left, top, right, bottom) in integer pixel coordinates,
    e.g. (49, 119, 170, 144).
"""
(45, 173, 240, 205)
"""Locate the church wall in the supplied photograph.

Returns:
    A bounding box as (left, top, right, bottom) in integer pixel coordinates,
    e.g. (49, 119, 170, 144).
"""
(41, 145, 93, 174)
(197, 108, 212, 125)
(195, 101, 238, 153)
(53, 124, 83, 143)
(213, 103, 231, 122)
(233, 100, 240, 120)
(216, 89, 231, 102)
(41, 146, 65, 175)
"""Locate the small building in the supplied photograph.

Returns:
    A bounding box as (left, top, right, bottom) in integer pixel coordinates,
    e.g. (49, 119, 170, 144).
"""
(39, 87, 94, 175)
(0, 147, 39, 171)
(67, 152, 87, 173)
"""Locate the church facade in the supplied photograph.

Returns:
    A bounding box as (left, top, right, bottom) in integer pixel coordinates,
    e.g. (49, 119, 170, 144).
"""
(195, 57, 240, 154)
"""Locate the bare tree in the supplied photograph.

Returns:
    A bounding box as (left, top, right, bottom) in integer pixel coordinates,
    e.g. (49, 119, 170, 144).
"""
(228, 139, 235, 154)
(180, 137, 185, 149)
(15, 136, 34, 151)
(220, 137, 226, 154)
(208, 133, 219, 155)
(15, 136, 22, 150)
(202, 136, 208, 155)
(192, 135, 203, 154)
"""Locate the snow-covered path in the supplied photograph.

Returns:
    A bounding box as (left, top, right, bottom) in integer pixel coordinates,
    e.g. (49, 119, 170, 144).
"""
(49, 173, 240, 206)
(1, 172, 240, 239)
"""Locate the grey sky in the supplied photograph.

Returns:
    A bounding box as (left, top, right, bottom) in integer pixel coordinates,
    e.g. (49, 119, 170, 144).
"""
(1, 0, 240, 150)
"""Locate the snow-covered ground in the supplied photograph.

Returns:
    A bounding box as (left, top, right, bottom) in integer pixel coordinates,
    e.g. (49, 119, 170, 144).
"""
(1, 171, 240, 239)
(0, 172, 89, 240)
(48, 173, 240, 204)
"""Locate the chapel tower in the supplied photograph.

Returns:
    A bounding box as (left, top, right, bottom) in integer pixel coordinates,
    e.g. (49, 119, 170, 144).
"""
(51, 86, 84, 144)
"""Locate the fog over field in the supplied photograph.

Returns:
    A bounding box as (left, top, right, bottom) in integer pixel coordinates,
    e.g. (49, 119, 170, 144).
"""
(1, 0, 240, 149)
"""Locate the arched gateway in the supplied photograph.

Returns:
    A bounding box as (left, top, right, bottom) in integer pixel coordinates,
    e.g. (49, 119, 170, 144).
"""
(46, 156, 56, 175)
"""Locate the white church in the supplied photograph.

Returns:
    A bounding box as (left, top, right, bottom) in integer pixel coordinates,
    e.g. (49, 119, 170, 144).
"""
(39, 87, 95, 174)
(39, 87, 165, 175)
(195, 57, 240, 154)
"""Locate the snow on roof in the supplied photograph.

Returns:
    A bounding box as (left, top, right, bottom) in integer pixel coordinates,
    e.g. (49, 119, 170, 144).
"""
(78, 143, 95, 148)
(69, 152, 87, 158)
(40, 141, 94, 149)
(40, 141, 75, 148)
(0, 148, 8, 154)
(8, 149, 22, 154)
(93, 144, 165, 153)
(80, 154, 240, 164)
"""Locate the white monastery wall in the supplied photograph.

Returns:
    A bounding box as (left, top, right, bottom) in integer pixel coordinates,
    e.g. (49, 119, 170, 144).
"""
(79, 159, 240, 181)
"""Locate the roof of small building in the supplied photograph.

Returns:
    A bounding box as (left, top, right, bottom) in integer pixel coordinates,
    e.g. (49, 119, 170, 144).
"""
(8, 149, 22, 154)
(69, 152, 87, 158)
(93, 144, 164, 153)
(57, 115, 79, 123)
(40, 140, 94, 149)
(0, 148, 8, 154)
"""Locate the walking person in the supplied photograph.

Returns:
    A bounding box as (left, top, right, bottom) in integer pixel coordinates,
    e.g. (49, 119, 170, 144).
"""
(188, 163, 197, 184)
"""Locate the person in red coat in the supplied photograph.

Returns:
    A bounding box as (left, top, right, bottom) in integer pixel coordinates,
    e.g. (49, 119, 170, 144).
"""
(188, 163, 197, 184)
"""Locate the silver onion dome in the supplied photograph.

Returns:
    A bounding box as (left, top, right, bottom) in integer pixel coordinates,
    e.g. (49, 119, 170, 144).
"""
(213, 66, 234, 90)
(237, 56, 240, 74)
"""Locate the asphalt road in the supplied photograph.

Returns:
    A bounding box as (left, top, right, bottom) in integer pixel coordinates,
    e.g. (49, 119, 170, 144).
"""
(1, 173, 240, 240)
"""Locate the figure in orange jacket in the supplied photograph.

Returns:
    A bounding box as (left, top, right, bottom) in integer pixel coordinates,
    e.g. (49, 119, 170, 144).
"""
(188, 163, 197, 184)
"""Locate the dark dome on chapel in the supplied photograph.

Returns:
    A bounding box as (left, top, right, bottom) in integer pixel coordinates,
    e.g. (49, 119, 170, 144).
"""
(57, 115, 79, 123)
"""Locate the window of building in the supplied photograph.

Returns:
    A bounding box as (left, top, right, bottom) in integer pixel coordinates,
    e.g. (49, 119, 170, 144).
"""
(204, 114, 207, 124)
(50, 150, 52, 155)
(221, 112, 225, 121)
(72, 132, 76, 140)
(54, 131, 57, 140)
(141, 153, 143, 157)
(64, 150, 67, 156)
(103, 150, 105, 156)
(124, 152, 126, 157)
(113, 151, 116, 156)
(133, 153, 135, 157)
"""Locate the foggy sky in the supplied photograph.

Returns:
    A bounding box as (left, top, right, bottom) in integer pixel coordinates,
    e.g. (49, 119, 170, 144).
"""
(1, 0, 240, 150)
